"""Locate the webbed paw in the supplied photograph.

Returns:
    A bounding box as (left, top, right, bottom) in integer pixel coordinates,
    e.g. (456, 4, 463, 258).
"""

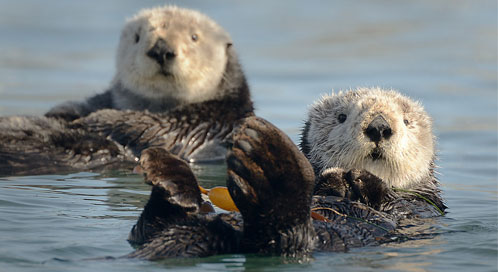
(129, 148, 202, 245)
(139, 147, 201, 212)
(226, 117, 315, 255)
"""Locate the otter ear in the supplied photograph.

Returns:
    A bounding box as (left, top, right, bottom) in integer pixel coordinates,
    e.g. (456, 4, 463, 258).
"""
(226, 43, 233, 49)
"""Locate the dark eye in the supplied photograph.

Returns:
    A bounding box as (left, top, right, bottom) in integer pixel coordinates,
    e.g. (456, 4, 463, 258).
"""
(134, 34, 140, 43)
(404, 119, 410, 126)
(338, 114, 347, 123)
(191, 34, 198, 42)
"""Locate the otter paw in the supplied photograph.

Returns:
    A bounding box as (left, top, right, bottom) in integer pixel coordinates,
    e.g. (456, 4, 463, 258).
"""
(226, 116, 315, 225)
(316, 168, 388, 210)
(129, 147, 203, 245)
(314, 167, 350, 197)
(345, 169, 388, 210)
(139, 147, 201, 211)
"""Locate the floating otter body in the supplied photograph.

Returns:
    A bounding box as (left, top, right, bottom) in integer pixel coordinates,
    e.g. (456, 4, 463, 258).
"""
(46, 6, 247, 121)
(125, 89, 446, 260)
(127, 116, 398, 259)
(0, 98, 252, 175)
(0, 6, 253, 176)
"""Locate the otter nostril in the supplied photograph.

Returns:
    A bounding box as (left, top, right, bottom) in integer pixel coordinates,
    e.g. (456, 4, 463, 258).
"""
(165, 51, 176, 60)
(365, 126, 381, 143)
(382, 128, 392, 139)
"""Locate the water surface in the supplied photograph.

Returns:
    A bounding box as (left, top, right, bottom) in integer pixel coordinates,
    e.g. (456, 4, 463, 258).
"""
(0, 1, 496, 271)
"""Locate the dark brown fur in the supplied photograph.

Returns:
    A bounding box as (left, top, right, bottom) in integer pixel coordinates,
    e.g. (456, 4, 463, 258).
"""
(0, 83, 253, 176)
(127, 117, 397, 260)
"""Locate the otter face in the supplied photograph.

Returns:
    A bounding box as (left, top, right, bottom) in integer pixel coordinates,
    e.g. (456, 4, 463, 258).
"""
(302, 88, 435, 189)
(114, 6, 231, 103)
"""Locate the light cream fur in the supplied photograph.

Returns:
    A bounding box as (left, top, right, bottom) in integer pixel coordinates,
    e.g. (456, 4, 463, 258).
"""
(305, 87, 435, 189)
(113, 6, 231, 103)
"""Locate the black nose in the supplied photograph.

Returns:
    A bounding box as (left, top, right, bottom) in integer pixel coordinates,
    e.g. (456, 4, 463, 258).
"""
(146, 38, 176, 65)
(364, 115, 392, 143)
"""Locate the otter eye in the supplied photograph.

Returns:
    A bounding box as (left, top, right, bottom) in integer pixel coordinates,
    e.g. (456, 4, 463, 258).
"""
(404, 119, 410, 126)
(191, 34, 198, 42)
(134, 34, 140, 43)
(338, 114, 347, 123)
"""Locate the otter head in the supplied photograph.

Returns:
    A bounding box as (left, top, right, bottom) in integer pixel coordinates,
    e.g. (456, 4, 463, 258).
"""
(114, 6, 232, 104)
(301, 88, 435, 189)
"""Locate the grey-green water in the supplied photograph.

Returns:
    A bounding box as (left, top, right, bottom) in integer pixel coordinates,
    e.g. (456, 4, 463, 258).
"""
(0, 1, 496, 271)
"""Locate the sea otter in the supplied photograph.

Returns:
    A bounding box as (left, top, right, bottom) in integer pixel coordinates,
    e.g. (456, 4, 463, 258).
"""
(45, 6, 250, 121)
(126, 116, 398, 259)
(300, 88, 445, 218)
(0, 6, 253, 176)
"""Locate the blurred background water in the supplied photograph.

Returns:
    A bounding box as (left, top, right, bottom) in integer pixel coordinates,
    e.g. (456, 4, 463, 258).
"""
(0, 0, 496, 271)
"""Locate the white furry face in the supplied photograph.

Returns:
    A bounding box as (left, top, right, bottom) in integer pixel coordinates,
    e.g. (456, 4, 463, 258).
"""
(114, 6, 231, 103)
(304, 88, 434, 189)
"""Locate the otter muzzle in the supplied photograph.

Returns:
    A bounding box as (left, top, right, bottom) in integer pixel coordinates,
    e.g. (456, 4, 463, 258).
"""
(147, 38, 177, 66)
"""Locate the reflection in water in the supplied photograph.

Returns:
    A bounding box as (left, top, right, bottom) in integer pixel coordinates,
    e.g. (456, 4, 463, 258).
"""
(334, 219, 446, 272)
(380, 235, 444, 272)
(102, 161, 228, 213)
